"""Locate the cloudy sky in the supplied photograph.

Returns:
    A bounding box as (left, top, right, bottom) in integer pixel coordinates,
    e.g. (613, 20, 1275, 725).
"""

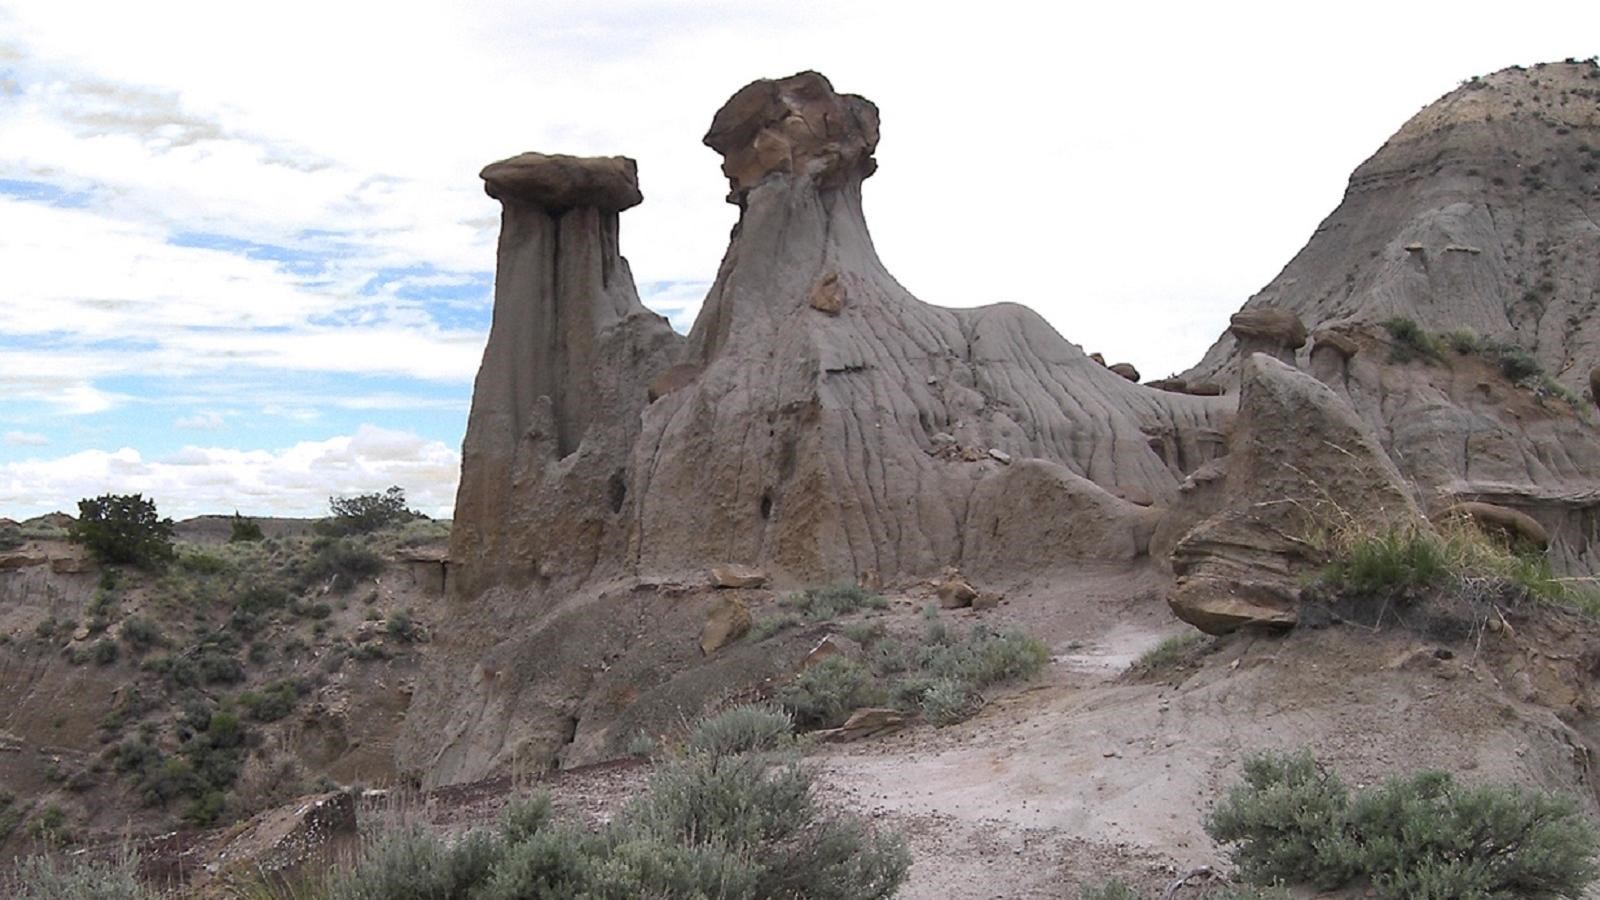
(1, 0, 1595, 520)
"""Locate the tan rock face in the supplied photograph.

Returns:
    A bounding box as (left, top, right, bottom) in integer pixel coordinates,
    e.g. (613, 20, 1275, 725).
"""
(1441, 501, 1550, 551)
(417, 70, 1235, 783)
(708, 564, 768, 589)
(816, 707, 907, 743)
(1183, 61, 1600, 574)
(808, 271, 845, 315)
(480, 153, 643, 211)
(703, 70, 879, 201)
(1168, 355, 1422, 634)
(700, 596, 752, 655)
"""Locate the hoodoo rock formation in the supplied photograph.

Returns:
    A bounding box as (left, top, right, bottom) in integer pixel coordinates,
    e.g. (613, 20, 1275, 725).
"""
(1185, 60, 1600, 573)
(453, 71, 1235, 594)
(405, 65, 1600, 785)
(405, 72, 1235, 782)
(450, 153, 681, 597)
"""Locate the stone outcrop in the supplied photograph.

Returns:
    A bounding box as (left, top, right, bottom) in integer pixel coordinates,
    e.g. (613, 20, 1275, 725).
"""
(447, 71, 1235, 597)
(1227, 309, 1306, 365)
(1183, 61, 1600, 574)
(1441, 501, 1550, 551)
(449, 153, 682, 596)
(412, 70, 1236, 784)
(699, 596, 751, 655)
(1168, 355, 1422, 634)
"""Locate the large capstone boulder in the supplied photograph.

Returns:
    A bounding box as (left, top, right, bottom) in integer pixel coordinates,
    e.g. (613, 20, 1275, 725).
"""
(1227, 309, 1307, 365)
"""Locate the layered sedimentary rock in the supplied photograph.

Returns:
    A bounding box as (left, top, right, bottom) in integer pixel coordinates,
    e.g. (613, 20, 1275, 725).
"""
(407, 73, 1235, 783)
(450, 153, 681, 597)
(1184, 61, 1600, 572)
(1168, 355, 1422, 633)
(453, 72, 1234, 595)
(622, 71, 1230, 584)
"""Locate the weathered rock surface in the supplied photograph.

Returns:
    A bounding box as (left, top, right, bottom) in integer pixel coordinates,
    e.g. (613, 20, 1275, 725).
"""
(708, 564, 768, 589)
(1184, 61, 1600, 573)
(816, 707, 908, 743)
(1441, 501, 1551, 550)
(1168, 355, 1422, 634)
(449, 151, 682, 597)
(480, 153, 643, 211)
(208, 791, 358, 884)
(413, 70, 1235, 783)
(699, 596, 752, 655)
(1227, 309, 1306, 366)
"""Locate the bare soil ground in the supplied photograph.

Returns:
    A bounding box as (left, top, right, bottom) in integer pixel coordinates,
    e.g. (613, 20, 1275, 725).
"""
(13, 554, 1600, 898)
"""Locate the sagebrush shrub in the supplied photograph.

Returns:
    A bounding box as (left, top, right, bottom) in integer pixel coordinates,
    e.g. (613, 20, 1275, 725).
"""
(10, 849, 153, 900)
(686, 704, 795, 757)
(1350, 770, 1598, 899)
(776, 656, 883, 728)
(1208, 751, 1600, 899)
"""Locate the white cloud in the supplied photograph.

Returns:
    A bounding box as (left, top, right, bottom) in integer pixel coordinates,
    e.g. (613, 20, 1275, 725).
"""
(4, 431, 48, 447)
(2, 0, 1598, 509)
(174, 411, 225, 430)
(0, 425, 459, 519)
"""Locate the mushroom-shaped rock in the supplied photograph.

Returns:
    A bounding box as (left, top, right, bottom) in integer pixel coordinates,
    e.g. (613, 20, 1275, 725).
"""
(450, 151, 681, 596)
(480, 153, 643, 211)
(1441, 502, 1550, 551)
(1228, 309, 1308, 365)
(703, 70, 879, 200)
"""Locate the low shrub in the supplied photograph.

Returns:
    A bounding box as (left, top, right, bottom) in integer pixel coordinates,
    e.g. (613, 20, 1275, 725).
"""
(685, 705, 795, 757)
(228, 512, 265, 543)
(776, 656, 884, 729)
(1208, 750, 1600, 899)
(328, 742, 907, 900)
(118, 616, 163, 650)
(1381, 317, 1443, 364)
(748, 612, 803, 641)
(1207, 751, 1361, 889)
(10, 848, 154, 900)
(299, 539, 385, 593)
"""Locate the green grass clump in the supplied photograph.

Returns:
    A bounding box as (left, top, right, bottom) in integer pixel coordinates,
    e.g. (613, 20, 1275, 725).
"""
(780, 585, 889, 621)
(1442, 328, 1484, 354)
(1208, 750, 1599, 899)
(1382, 317, 1444, 364)
(1133, 632, 1207, 671)
(1318, 523, 1591, 620)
